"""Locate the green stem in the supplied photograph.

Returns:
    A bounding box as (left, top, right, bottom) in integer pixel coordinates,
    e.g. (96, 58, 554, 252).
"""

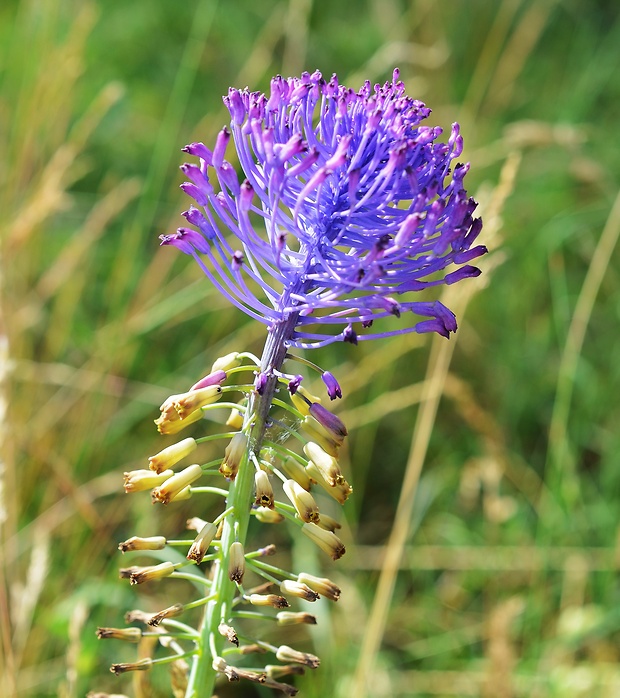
(184, 315, 298, 698)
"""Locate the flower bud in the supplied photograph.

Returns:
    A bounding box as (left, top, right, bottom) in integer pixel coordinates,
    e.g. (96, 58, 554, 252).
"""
(306, 462, 352, 504)
(232, 667, 269, 685)
(317, 512, 342, 532)
(248, 593, 289, 609)
(148, 437, 197, 473)
(212, 656, 239, 681)
(301, 522, 346, 560)
(118, 566, 141, 579)
(301, 417, 340, 456)
(276, 611, 317, 626)
(110, 658, 152, 674)
(151, 463, 203, 504)
(155, 405, 204, 434)
(96, 627, 142, 642)
(124, 609, 151, 624)
(228, 541, 245, 583)
(128, 561, 176, 585)
(276, 645, 320, 669)
(303, 441, 344, 486)
(321, 371, 342, 400)
(239, 643, 268, 655)
(190, 369, 227, 391)
(118, 536, 166, 553)
(172, 385, 222, 419)
(187, 522, 217, 563)
(170, 485, 192, 501)
(266, 663, 305, 678)
(280, 456, 312, 490)
(297, 572, 341, 601)
(254, 507, 285, 524)
(147, 603, 184, 626)
(254, 469, 274, 508)
(211, 352, 241, 373)
(226, 407, 245, 429)
(186, 516, 208, 531)
(220, 433, 248, 480)
(283, 479, 320, 523)
(256, 543, 276, 557)
(123, 469, 173, 493)
(308, 403, 347, 444)
(290, 386, 321, 416)
(280, 579, 319, 602)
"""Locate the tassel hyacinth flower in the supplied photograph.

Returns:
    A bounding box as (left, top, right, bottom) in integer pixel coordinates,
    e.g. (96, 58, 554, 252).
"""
(100, 69, 484, 697)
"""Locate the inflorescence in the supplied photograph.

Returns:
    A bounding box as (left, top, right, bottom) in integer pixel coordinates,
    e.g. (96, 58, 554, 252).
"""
(98, 69, 483, 697)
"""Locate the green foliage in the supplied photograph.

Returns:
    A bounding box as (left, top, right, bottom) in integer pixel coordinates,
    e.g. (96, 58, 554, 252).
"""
(3, 0, 620, 696)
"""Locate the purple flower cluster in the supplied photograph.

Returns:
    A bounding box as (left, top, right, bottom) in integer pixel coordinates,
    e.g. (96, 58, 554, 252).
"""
(162, 69, 485, 348)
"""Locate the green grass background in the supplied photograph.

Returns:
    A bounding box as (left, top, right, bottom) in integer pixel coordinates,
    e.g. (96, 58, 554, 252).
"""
(2, 0, 620, 696)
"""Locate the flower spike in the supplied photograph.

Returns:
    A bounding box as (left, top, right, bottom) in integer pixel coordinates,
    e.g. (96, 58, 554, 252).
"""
(101, 69, 484, 698)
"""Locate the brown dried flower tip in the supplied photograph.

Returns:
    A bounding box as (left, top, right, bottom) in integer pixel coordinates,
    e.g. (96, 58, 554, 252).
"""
(212, 656, 239, 682)
(248, 593, 290, 609)
(118, 566, 142, 580)
(110, 658, 152, 675)
(279, 580, 319, 602)
(238, 643, 268, 655)
(96, 627, 142, 642)
(254, 469, 274, 508)
(276, 645, 320, 669)
(228, 541, 245, 583)
(128, 561, 176, 585)
(297, 572, 341, 601)
(301, 523, 346, 560)
(218, 622, 239, 646)
(118, 535, 166, 553)
(276, 611, 317, 626)
(266, 663, 306, 678)
(234, 667, 268, 684)
(220, 433, 248, 480)
(124, 609, 152, 624)
(186, 521, 217, 563)
(257, 543, 277, 556)
(305, 462, 352, 504)
(283, 479, 320, 523)
(303, 441, 344, 486)
(317, 512, 342, 532)
(147, 603, 184, 626)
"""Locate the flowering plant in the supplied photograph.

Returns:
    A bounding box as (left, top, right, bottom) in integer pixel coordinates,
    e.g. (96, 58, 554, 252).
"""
(98, 69, 484, 697)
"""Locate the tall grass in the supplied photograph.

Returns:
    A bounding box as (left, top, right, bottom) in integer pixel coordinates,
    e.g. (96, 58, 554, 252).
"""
(2, 1, 619, 696)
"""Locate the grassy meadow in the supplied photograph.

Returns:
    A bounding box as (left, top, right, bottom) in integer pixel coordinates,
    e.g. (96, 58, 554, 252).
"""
(2, 0, 620, 696)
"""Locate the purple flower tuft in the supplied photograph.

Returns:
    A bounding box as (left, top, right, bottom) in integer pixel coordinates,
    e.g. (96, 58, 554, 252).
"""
(172, 69, 484, 348)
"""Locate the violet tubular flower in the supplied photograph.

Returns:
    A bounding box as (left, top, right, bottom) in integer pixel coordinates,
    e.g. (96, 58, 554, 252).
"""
(166, 68, 485, 349)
